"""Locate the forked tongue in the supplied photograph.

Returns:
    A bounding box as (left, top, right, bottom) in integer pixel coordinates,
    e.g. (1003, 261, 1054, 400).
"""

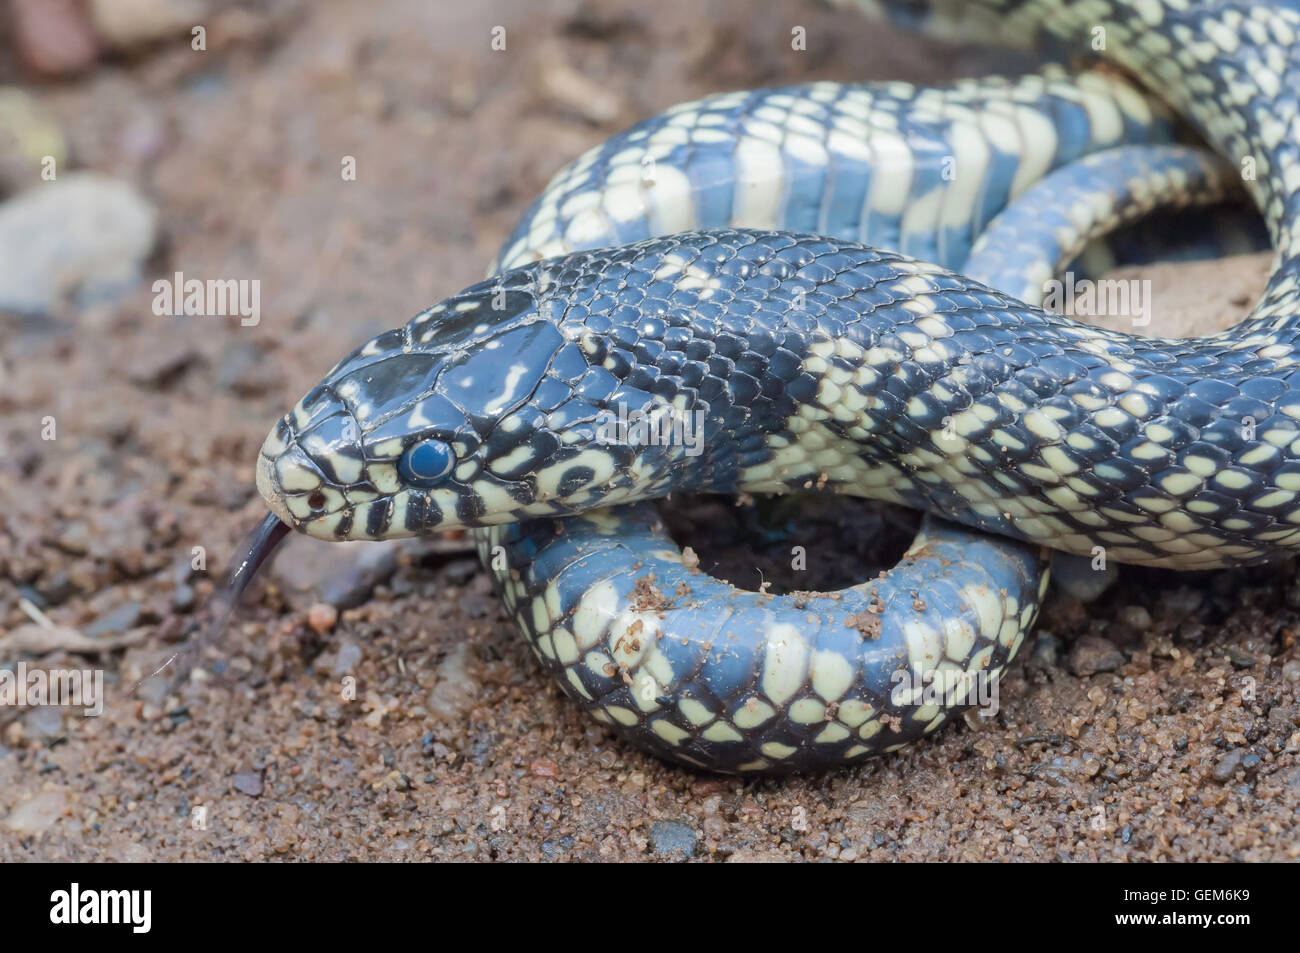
(135, 513, 290, 692)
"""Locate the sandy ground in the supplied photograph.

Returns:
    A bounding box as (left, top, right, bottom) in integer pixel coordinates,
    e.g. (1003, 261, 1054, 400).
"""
(1, 0, 1297, 862)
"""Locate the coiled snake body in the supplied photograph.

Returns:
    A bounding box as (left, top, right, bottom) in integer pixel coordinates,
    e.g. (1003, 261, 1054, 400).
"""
(253, 1, 1300, 772)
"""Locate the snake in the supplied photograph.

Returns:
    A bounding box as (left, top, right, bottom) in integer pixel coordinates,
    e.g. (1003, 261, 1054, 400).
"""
(237, 1, 1300, 774)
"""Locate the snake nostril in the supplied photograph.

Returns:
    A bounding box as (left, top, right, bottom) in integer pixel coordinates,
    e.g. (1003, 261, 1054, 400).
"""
(306, 490, 327, 511)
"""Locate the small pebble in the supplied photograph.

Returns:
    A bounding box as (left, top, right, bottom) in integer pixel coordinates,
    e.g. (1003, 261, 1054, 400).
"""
(86, 601, 142, 637)
(57, 523, 91, 556)
(333, 642, 362, 676)
(35, 571, 78, 606)
(541, 836, 575, 857)
(1068, 634, 1125, 676)
(0, 88, 68, 192)
(171, 583, 195, 612)
(232, 771, 264, 797)
(272, 536, 400, 611)
(11, 0, 98, 76)
(23, 707, 65, 744)
(88, 0, 209, 49)
(648, 820, 697, 860)
(4, 790, 69, 833)
(307, 602, 338, 634)
(127, 341, 199, 388)
(1225, 646, 1256, 669)
(1117, 605, 1152, 631)
(1032, 755, 1083, 787)
(427, 643, 479, 720)
(1269, 706, 1300, 731)
(529, 758, 560, 779)
(1211, 749, 1246, 783)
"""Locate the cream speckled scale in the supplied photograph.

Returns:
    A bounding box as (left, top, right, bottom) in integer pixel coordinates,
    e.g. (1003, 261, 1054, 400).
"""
(477, 505, 1045, 772)
(492, 68, 1179, 276)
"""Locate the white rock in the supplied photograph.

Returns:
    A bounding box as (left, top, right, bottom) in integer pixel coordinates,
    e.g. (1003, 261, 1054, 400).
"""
(89, 0, 209, 49)
(4, 790, 68, 833)
(0, 172, 157, 314)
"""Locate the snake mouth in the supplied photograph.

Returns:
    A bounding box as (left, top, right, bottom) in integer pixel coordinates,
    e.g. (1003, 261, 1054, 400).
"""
(256, 452, 296, 528)
(255, 427, 357, 538)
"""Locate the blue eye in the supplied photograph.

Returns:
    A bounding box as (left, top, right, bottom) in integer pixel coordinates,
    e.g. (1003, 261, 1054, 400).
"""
(398, 439, 456, 486)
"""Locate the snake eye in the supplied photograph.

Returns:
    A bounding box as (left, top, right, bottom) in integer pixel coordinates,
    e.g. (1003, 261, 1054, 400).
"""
(398, 438, 456, 487)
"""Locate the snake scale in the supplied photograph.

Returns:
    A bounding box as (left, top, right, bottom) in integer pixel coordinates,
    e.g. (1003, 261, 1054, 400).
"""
(244, 1, 1300, 773)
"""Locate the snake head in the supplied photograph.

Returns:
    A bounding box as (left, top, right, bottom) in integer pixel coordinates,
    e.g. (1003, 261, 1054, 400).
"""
(257, 269, 704, 540)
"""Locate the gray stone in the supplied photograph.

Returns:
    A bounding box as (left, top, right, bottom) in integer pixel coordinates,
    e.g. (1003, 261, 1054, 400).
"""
(1068, 634, 1125, 676)
(86, 600, 142, 637)
(649, 820, 697, 860)
(0, 172, 157, 314)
